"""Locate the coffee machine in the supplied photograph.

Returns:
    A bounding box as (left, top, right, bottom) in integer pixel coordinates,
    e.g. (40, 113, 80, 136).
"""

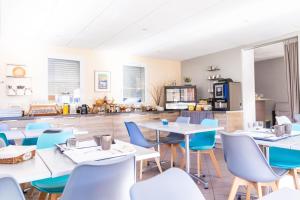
(212, 80, 242, 111)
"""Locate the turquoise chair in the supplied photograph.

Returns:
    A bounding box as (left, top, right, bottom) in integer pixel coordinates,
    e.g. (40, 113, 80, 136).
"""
(180, 119, 222, 178)
(0, 133, 9, 147)
(31, 130, 73, 199)
(22, 122, 51, 146)
(269, 123, 300, 189)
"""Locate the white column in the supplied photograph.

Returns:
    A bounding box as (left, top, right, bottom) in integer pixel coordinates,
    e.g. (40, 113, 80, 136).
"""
(241, 49, 256, 128)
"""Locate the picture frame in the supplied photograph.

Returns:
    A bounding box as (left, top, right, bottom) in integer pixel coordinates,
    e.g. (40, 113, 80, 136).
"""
(94, 71, 111, 92)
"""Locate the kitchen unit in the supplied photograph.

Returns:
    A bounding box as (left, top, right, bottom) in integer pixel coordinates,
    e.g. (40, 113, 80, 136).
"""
(212, 81, 242, 111)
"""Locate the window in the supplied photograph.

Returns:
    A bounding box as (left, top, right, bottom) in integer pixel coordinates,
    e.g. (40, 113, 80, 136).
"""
(123, 65, 145, 103)
(48, 58, 80, 103)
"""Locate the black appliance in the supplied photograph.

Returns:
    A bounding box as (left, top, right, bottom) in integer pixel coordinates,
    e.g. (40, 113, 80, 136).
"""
(81, 104, 89, 114)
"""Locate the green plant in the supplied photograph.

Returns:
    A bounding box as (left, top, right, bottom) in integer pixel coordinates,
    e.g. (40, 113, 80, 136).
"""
(184, 77, 192, 83)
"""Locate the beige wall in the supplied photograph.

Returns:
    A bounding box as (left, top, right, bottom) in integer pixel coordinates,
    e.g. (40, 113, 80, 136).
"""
(0, 39, 181, 109)
(181, 47, 242, 98)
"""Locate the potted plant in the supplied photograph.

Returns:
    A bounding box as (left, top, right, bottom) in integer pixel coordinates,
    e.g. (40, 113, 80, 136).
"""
(150, 84, 164, 111)
(184, 77, 192, 85)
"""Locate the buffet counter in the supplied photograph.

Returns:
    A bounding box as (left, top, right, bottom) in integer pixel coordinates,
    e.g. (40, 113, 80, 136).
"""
(0, 111, 180, 140)
(181, 110, 243, 132)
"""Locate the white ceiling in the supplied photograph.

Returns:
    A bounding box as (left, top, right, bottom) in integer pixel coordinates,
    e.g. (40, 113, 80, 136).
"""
(1, 0, 300, 60)
(254, 42, 284, 62)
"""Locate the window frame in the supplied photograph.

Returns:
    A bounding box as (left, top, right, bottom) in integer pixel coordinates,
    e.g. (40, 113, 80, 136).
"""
(122, 63, 147, 103)
(47, 56, 82, 103)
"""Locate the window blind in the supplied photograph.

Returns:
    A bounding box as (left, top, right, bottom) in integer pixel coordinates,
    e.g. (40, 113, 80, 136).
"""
(48, 58, 80, 95)
(123, 65, 145, 102)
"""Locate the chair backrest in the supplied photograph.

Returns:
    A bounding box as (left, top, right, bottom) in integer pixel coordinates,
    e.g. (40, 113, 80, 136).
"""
(36, 130, 74, 149)
(0, 176, 25, 200)
(191, 119, 218, 145)
(25, 122, 51, 131)
(0, 133, 9, 148)
(124, 122, 151, 148)
(61, 155, 135, 200)
(221, 133, 282, 182)
(0, 124, 8, 131)
(176, 116, 190, 124)
(276, 116, 292, 125)
(130, 168, 205, 200)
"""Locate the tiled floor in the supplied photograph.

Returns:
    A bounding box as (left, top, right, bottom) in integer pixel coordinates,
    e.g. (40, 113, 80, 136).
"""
(141, 145, 234, 200)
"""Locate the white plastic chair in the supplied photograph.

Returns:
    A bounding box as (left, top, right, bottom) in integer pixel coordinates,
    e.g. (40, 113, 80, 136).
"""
(130, 168, 205, 200)
(60, 155, 135, 200)
(0, 176, 25, 200)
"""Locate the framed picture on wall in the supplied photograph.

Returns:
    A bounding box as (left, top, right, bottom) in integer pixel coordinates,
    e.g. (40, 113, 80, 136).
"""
(94, 71, 111, 92)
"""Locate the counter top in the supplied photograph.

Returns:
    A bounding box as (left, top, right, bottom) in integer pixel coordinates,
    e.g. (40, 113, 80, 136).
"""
(0, 111, 178, 121)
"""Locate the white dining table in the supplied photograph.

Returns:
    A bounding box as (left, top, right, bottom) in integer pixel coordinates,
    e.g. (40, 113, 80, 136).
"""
(2, 128, 88, 141)
(0, 140, 160, 183)
(138, 121, 224, 188)
(237, 130, 300, 160)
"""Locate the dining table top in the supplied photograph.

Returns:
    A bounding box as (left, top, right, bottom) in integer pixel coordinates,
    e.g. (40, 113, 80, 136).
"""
(138, 121, 224, 135)
(0, 140, 159, 183)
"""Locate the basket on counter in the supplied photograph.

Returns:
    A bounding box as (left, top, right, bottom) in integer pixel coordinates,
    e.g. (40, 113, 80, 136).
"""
(0, 145, 36, 164)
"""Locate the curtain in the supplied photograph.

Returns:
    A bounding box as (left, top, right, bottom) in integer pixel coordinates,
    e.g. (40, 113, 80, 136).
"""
(284, 38, 299, 121)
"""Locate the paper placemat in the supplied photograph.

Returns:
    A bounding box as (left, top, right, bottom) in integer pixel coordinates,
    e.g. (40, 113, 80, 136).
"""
(63, 143, 136, 163)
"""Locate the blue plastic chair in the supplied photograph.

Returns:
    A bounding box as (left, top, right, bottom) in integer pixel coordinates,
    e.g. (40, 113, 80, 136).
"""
(130, 168, 205, 200)
(124, 122, 162, 179)
(0, 124, 15, 145)
(22, 122, 51, 146)
(31, 130, 73, 199)
(159, 117, 190, 167)
(60, 155, 135, 200)
(0, 176, 25, 200)
(269, 124, 300, 189)
(221, 133, 287, 199)
(180, 119, 221, 177)
(0, 133, 9, 147)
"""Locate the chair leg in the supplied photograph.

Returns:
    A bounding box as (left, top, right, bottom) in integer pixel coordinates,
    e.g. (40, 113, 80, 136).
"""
(245, 184, 252, 200)
(290, 169, 300, 189)
(154, 157, 163, 173)
(255, 183, 263, 199)
(139, 160, 143, 180)
(38, 192, 47, 200)
(208, 149, 222, 178)
(228, 177, 241, 200)
(270, 182, 278, 192)
(49, 194, 59, 200)
(171, 144, 178, 167)
(179, 147, 186, 169)
(170, 144, 174, 167)
(197, 151, 201, 177)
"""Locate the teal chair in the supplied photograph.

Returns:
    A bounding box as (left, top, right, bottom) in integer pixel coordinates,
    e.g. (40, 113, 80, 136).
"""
(180, 119, 221, 178)
(22, 122, 51, 146)
(0, 133, 9, 147)
(269, 124, 300, 189)
(31, 130, 73, 200)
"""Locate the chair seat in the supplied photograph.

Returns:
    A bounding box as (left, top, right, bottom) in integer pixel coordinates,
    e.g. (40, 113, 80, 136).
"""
(269, 147, 300, 169)
(159, 133, 184, 144)
(31, 175, 69, 194)
(180, 141, 214, 151)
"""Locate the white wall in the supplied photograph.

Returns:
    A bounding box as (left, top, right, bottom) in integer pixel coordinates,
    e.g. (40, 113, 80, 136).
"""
(242, 49, 255, 128)
(0, 39, 181, 110)
(255, 57, 288, 103)
(181, 48, 242, 98)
